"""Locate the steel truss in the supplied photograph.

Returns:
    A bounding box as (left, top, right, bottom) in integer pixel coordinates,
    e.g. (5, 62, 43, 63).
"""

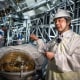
(30, 0, 80, 42)
(3, 0, 80, 45)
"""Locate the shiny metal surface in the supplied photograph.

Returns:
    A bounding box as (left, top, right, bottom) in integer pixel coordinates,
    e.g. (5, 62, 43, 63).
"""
(0, 50, 35, 72)
(0, 44, 45, 80)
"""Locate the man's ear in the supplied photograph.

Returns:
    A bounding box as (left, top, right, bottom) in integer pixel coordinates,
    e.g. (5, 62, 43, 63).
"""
(67, 20, 71, 26)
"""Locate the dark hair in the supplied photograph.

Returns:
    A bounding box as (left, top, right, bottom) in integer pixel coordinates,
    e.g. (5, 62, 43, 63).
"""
(64, 17, 71, 26)
(65, 17, 71, 22)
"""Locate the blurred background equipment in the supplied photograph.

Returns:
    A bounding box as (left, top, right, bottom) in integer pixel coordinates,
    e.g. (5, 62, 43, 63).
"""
(0, 0, 79, 45)
(0, 44, 45, 80)
(0, 50, 35, 72)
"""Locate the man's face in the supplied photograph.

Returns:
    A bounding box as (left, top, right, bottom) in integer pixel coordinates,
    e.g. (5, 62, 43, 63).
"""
(54, 17, 70, 33)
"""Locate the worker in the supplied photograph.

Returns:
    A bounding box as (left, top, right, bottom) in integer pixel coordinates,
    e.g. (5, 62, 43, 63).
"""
(0, 25, 5, 47)
(30, 9, 80, 80)
(1, 25, 8, 46)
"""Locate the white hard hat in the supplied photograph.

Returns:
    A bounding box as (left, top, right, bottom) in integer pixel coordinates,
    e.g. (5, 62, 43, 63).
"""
(54, 9, 71, 20)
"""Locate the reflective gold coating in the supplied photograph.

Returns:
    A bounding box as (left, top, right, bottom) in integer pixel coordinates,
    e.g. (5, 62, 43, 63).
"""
(0, 50, 35, 72)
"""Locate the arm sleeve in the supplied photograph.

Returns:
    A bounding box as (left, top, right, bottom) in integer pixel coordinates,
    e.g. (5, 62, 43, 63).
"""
(66, 45, 80, 71)
(37, 39, 46, 53)
(37, 39, 54, 54)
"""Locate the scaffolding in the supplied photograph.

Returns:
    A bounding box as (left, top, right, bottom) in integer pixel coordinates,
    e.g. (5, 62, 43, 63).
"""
(30, 0, 80, 42)
(1, 0, 80, 46)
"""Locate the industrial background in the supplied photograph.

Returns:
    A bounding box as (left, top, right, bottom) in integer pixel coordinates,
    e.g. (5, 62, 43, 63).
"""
(0, 0, 80, 80)
(0, 0, 79, 45)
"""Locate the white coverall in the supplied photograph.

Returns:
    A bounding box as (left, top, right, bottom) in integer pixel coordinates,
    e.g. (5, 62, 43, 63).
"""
(37, 30, 80, 80)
